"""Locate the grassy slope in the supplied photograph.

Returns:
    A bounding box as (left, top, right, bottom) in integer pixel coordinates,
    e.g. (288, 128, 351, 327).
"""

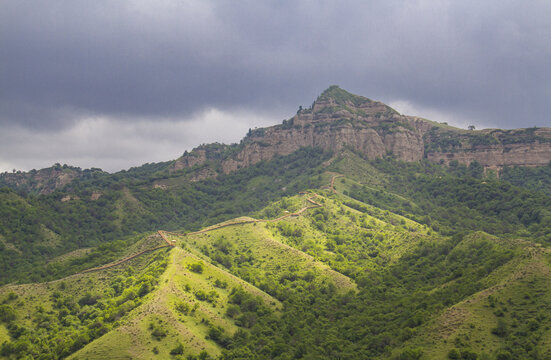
(0, 233, 171, 359)
(0, 325, 8, 346)
(70, 192, 364, 359)
(71, 244, 285, 359)
(0, 232, 164, 301)
(172, 220, 356, 294)
(73, 249, 228, 359)
(278, 190, 432, 272)
(327, 154, 551, 357)
(386, 234, 551, 358)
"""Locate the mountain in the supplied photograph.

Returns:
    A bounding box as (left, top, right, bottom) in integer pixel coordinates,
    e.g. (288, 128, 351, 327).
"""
(171, 86, 551, 177)
(1, 87, 551, 359)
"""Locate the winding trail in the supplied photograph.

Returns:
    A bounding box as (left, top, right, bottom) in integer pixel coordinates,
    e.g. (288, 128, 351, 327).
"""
(330, 174, 344, 194)
(78, 243, 173, 274)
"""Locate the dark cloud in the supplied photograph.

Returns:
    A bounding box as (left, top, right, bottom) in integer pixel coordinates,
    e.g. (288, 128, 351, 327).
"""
(1, 0, 550, 170)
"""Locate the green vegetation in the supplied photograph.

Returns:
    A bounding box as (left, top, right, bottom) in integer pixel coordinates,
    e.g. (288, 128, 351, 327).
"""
(500, 161, 551, 195)
(1, 138, 551, 358)
(158, 184, 549, 359)
(317, 85, 375, 108)
(0, 147, 330, 284)
(0, 248, 168, 359)
(338, 156, 551, 244)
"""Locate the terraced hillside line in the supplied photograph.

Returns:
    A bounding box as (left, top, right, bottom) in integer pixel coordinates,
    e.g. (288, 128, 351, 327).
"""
(158, 230, 178, 246)
(76, 190, 325, 274)
(78, 235, 174, 274)
(165, 194, 323, 237)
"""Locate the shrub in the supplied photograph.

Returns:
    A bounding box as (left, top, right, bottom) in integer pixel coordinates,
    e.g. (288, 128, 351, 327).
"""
(175, 301, 191, 315)
(214, 279, 227, 289)
(225, 304, 240, 318)
(448, 348, 460, 359)
(495, 350, 512, 360)
(460, 349, 478, 360)
(0, 305, 16, 323)
(149, 322, 168, 340)
(208, 325, 231, 348)
(187, 262, 204, 274)
(395, 348, 423, 360)
(492, 319, 508, 337)
(194, 290, 208, 301)
(170, 342, 184, 355)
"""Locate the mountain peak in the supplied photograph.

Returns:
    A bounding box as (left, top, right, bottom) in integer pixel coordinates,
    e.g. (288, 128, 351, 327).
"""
(295, 86, 399, 124)
(317, 85, 369, 105)
(306, 85, 399, 118)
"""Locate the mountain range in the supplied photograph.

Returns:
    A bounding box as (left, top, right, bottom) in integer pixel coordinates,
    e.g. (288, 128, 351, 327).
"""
(0, 87, 550, 359)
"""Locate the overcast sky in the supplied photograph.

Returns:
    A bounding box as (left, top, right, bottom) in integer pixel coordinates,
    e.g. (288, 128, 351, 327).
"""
(1, 0, 550, 172)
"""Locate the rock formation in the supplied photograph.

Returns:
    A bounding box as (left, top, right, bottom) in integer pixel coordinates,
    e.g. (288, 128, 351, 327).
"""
(0, 165, 103, 194)
(171, 86, 551, 175)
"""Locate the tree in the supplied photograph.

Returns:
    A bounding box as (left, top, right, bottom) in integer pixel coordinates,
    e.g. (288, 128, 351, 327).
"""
(170, 342, 184, 355)
(468, 125, 476, 131)
(492, 318, 508, 337)
(468, 161, 484, 179)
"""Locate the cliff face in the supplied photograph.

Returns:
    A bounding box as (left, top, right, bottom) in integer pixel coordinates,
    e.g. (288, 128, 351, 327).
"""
(427, 143, 551, 170)
(220, 121, 426, 173)
(171, 86, 551, 175)
(0, 166, 86, 194)
(5, 87, 549, 191)
(425, 127, 551, 170)
(172, 86, 432, 173)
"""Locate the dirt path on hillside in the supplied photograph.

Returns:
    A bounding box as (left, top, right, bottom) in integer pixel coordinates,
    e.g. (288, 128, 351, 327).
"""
(78, 234, 174, 274)
(330, 174, 344, 194)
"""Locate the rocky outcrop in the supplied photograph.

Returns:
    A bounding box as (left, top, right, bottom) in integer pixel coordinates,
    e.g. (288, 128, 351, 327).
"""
(173, 87, 430, 174)
(171, 149, 208, 171)
(170, 86, 551, 176)
(0, 165, 102, 194)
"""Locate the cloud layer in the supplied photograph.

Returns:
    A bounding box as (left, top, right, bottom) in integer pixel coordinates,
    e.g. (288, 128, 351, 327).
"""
(1, 0, 550, 171)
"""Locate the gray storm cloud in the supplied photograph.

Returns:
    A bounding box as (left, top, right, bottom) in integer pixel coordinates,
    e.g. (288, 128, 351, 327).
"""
(1, 0, 550, 171)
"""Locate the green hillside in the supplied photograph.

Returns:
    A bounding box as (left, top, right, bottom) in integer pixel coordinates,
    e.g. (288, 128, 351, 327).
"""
(0, 148, 330, 285)
(1, 146, 551, 359)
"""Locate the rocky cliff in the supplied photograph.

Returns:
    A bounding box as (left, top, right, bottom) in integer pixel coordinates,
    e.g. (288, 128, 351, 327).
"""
(172, 86, 550, 175)
(172, 86, 434, 173)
